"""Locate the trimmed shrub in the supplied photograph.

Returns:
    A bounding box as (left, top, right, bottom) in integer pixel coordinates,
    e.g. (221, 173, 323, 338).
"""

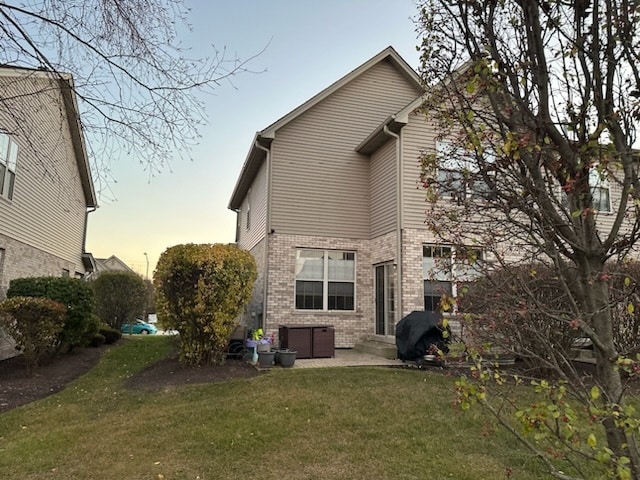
(88, 333, 106, 347)
(98, 323, 122, 345)
(7, 277, 95, 352)
(458, 261, 640, 370)
(0, 296, 66, 375)
(154, 243, 257, 366)
(91, 271, 146, 329)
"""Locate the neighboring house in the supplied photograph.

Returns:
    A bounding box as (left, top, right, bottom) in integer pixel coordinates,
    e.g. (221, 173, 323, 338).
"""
(93, 255, 136, 275)
(228, 46, 624, 351)
(0, 66, 97, 360)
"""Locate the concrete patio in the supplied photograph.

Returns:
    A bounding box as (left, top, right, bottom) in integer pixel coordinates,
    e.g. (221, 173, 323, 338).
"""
(289, 348, 405, 369)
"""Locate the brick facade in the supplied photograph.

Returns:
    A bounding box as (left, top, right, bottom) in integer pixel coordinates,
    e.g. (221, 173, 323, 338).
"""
(250, 229, 446, 348)
(0, 233, 80, 360)
(261, 233, 371, 348)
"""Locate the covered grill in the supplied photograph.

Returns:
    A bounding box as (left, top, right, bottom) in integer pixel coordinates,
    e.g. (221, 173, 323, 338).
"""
(395, 311, 450, 362)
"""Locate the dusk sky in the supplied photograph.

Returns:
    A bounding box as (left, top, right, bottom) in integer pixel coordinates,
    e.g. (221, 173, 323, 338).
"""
(85, 0, 422, 277)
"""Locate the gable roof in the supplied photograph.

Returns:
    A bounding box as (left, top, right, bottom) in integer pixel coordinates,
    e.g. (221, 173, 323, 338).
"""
(0, 66, 97, 208)
(95, 255, 135, 273)
(228, 46, 424, 210)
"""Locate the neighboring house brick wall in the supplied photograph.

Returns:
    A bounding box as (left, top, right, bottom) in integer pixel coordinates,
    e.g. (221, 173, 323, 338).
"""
(0, 233, 78, 360)
(0, 234, 77, 295)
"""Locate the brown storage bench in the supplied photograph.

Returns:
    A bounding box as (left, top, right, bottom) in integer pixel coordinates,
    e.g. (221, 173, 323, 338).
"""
(279, 324, 335, 359)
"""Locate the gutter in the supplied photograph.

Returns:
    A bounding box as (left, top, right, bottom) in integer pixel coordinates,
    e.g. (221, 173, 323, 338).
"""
(383, 124, 403, 327)
(81, 205, 97, 276)
(254, 139, 271, 331)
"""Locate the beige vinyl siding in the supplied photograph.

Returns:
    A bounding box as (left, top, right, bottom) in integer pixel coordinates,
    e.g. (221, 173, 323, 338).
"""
(399, 109, 625, 241)
(370, 137, 397, 237)
(270, 59, 422, 238)
(401, 111, 438, 229)
(0, 75, 88, 271)
(238, 158, 268, 251)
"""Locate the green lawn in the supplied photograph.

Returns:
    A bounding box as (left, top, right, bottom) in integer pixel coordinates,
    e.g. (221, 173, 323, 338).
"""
(0, 336, 595, 479)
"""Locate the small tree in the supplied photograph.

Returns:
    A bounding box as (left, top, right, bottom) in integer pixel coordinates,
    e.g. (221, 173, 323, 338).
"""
(92, 271, 147, 330)
(416, 1, 640, 476)
(0, 296, 66, 375)
(154, 243, 257, 366)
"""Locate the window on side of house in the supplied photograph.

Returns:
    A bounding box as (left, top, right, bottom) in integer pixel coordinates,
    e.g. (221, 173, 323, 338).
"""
(589, 168, 611, 212)
(436, 140, 493, 200)
(558, 167, 611, 213)
(423, 245, 452, 313)
(295, 249, 355, 311)
(0, 133, 18, 201)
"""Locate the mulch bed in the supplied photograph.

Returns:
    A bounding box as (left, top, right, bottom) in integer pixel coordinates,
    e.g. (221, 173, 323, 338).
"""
(0, 341, 262, 413)
(0, 346, 105, 413)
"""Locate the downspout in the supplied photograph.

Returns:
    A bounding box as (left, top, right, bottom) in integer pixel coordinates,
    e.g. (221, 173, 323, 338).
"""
(383, 124, 403, 326)
(82, 206, 97, 254)
(254, 139, 271, 332)
(82, 206, 97, 275)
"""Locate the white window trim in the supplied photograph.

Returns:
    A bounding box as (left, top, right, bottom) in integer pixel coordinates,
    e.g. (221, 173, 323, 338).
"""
(557, 167, 612, 214)
(0, 132, 18, 201)
(422, 244, 483, 312)
(435, 140, 493, 200)
(294, 249, 356, 312)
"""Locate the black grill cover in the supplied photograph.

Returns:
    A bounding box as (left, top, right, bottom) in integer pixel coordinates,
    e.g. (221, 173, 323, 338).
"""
(395, 311, 449, 361)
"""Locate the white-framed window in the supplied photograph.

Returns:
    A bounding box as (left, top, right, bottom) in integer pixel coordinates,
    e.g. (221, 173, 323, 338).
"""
(423, 245, 452, 313)
(436, 140, 493, 200)
(423, 245, 483, 313)
(295, 249, 355, 311)
(589, 168, 611, 212)
(0, 133, 18, 201)
(558, 167, 611, 213)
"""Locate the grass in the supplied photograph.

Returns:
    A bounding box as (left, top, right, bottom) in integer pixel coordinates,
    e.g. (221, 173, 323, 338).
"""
(0, 336, 601, 479)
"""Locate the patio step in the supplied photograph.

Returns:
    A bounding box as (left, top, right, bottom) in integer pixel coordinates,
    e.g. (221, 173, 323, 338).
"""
(353, 337, 397, 360)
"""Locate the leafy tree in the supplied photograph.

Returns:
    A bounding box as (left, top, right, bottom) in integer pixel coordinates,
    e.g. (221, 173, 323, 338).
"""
(416, 1, 640, 477)
(0, 296, 66, 375)
(154, 243, 257, 366)
(0, 1, 262, 190)
(92, 271, 147, 329)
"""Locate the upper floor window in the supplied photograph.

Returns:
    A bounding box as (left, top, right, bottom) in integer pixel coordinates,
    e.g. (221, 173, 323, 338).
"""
(0, 133, 18, 201)
(589, 168, 610, 212)
(436, 140, 493, 201)
(295, 249, 355, 311)
(558, 167, 611, 213)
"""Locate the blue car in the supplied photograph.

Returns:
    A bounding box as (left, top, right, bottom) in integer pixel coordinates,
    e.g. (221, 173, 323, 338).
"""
(120, 319, 157, 335)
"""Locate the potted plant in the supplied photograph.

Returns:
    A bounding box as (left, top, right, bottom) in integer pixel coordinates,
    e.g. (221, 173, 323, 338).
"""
(277, 349, 297, 368)
(248, 329, 275, 366)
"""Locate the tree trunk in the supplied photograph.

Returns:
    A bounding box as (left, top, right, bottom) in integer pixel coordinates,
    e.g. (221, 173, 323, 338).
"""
(586, 274, 640, 477)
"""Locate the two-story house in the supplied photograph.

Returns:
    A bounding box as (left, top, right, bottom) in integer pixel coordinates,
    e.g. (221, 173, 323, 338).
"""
(0, 67, 97, 359)
(228, 46, 623, 352)
(228, 46, 443, 350)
